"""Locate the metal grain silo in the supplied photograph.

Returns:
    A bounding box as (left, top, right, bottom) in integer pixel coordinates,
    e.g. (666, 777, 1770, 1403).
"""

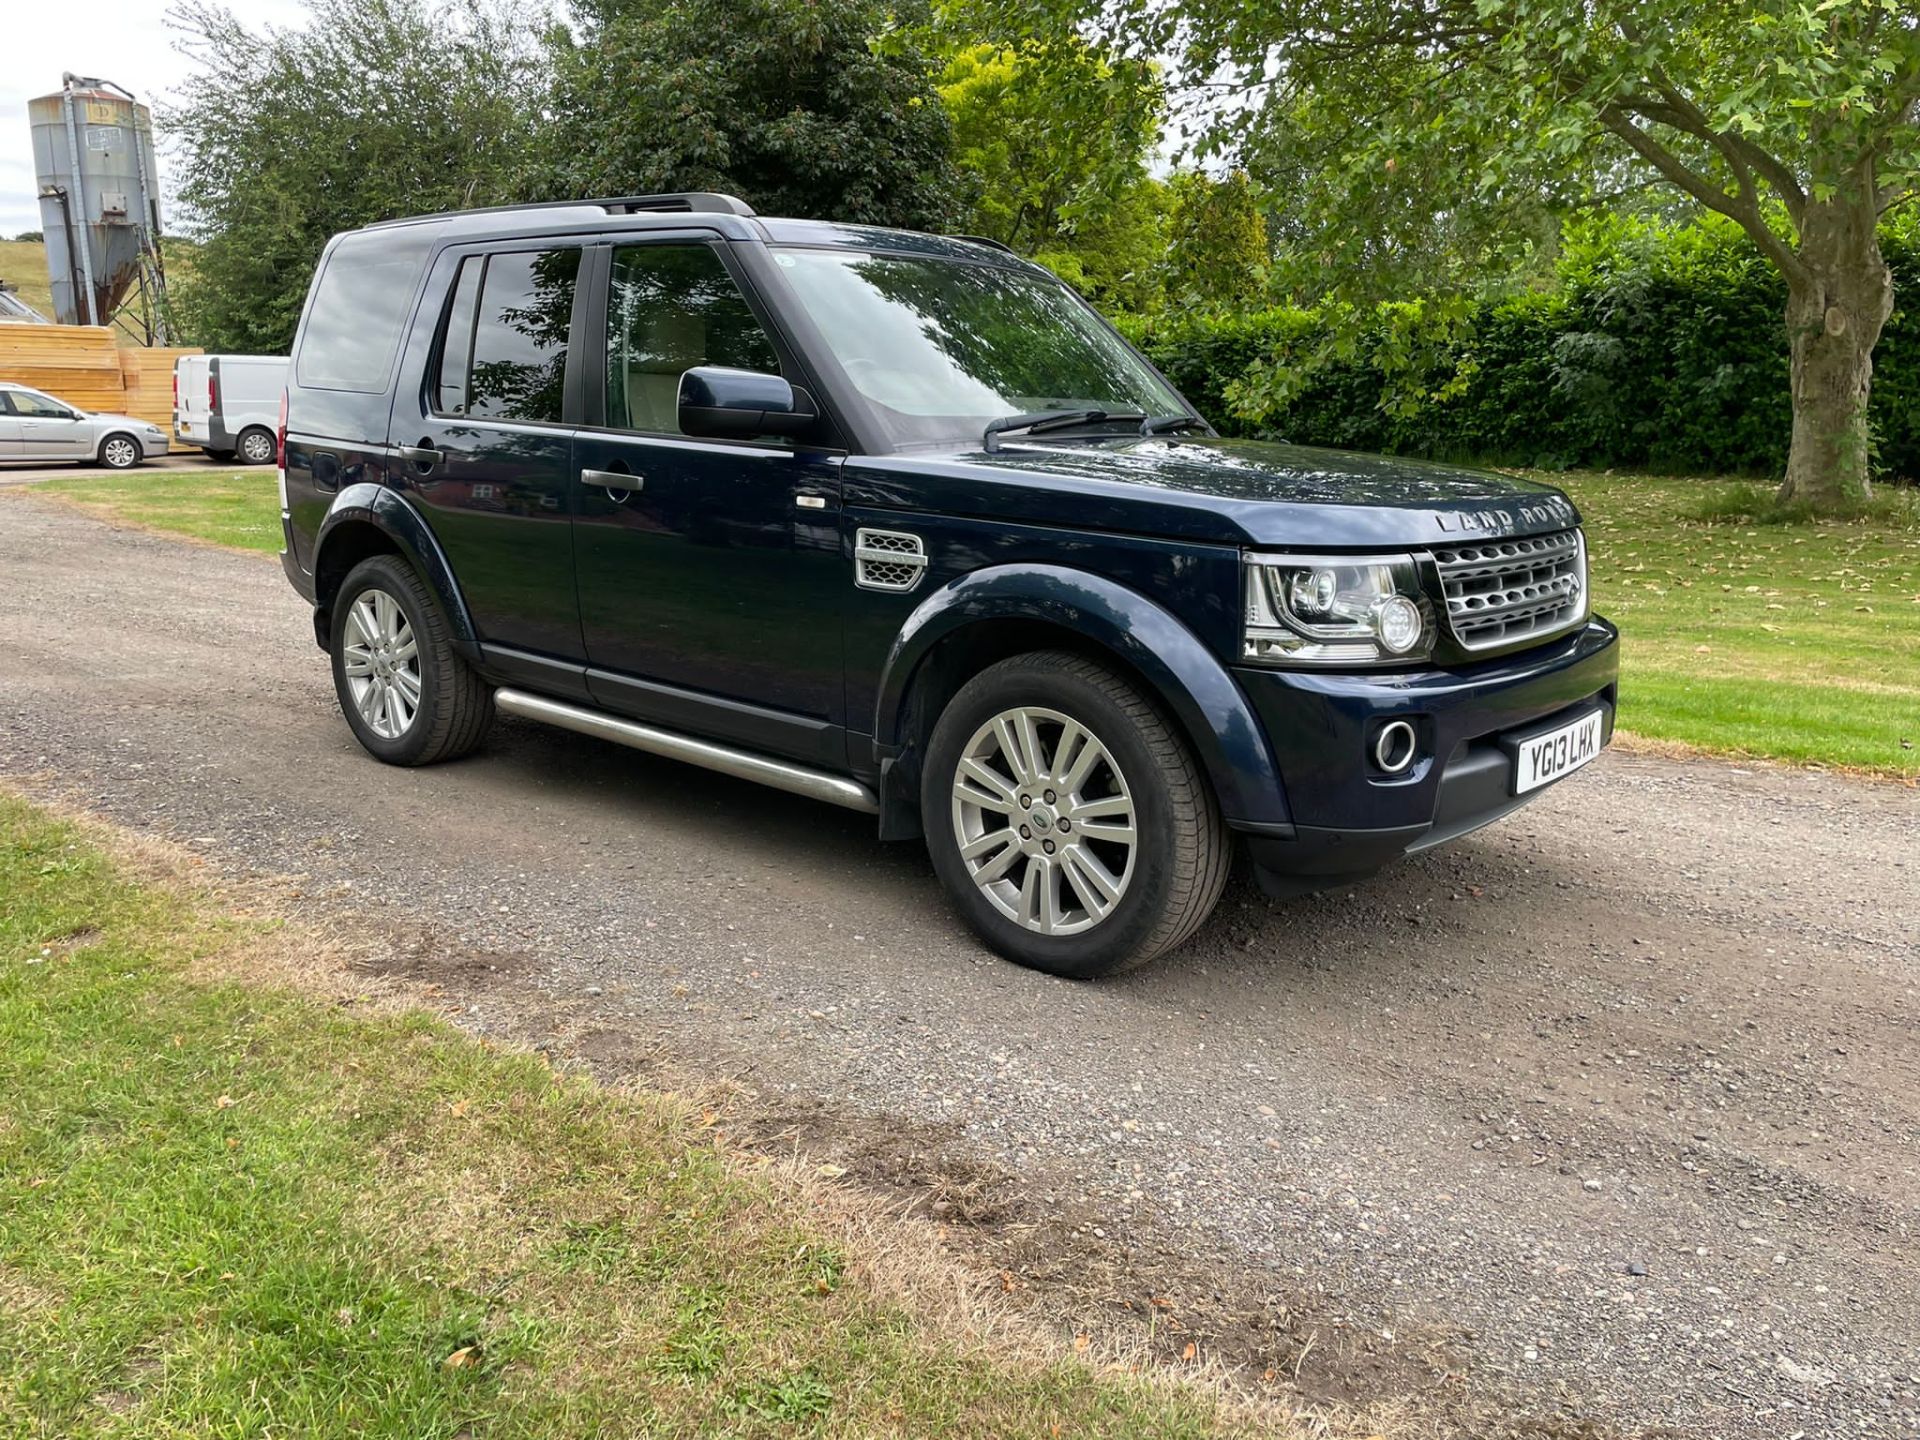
(31, 74, 169, 337)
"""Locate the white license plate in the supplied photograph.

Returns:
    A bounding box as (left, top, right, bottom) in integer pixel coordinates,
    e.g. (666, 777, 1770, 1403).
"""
(1511, 709, 1605, 795)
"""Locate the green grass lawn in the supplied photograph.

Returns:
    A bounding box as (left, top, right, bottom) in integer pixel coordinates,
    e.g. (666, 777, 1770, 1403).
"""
(14, 465, 1917, 775)
(1542, 472, 1919, 776)
(0, 792, 1246, 1439)
(26, 469, 281, 553)
(0, 240, 56, 323)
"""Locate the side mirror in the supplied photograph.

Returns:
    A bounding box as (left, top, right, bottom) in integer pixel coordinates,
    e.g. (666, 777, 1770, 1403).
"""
(678, 366, 814, 441)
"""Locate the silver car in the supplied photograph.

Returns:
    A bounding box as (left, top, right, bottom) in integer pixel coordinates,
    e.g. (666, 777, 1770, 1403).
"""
(0, 382, 169, 469)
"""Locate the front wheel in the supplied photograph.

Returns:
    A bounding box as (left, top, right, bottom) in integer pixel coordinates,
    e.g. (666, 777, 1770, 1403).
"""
(921, 651, 1230, 979)
(97, 433, 142, 470)
(329, 554, 492, 765)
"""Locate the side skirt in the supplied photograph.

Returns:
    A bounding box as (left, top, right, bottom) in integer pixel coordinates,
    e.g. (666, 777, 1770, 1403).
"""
(493, 688, 879, 816)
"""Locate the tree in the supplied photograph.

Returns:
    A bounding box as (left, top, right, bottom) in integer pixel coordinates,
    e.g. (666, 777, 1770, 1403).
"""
(1003, 0, 1920, 511)
(13, 231, 44, 244)
(542, 0, 962, 231)
(1162, 170, 1268, 310)
(162, 0, 545, 354)
(936, 38, 1165, 305)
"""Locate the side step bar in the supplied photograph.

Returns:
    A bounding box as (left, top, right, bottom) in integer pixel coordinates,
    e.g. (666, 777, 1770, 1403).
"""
(493, 687, 879, 815)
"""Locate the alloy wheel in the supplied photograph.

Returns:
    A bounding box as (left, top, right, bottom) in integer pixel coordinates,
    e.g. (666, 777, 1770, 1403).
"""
(240, 431, 274, 463)
(102, 437, 137, 468)
(340, 588, 421, 739)
(949, 705, 1137, 935)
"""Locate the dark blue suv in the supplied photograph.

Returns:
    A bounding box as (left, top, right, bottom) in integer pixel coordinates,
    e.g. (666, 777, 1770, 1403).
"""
(278, 192, 1618, 977)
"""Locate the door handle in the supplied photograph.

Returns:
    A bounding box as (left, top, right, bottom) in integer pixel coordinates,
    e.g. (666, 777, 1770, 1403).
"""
(396, 443, 442, 469)
(583, 468, 644, 493)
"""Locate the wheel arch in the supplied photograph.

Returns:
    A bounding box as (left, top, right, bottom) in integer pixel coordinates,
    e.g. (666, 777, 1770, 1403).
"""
(874, 565, 1290, 834)
(310, 484, 475, 655)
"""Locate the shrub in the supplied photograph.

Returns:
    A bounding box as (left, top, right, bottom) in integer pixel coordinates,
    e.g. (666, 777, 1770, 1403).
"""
(1120, 215, 1920, 481)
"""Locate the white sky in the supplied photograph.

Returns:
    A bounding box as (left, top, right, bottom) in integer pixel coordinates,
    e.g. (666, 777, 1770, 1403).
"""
(0, 0, 307, 239)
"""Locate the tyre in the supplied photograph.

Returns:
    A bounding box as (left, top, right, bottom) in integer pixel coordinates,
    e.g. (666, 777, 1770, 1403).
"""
(97, 433, 141, 470)
(329, 554, 492, 766)
(921, 650, 1230, 978)
(235, 427, 276, 465)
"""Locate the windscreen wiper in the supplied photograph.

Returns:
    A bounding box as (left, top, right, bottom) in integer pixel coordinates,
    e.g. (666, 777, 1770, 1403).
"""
(983, 409, 1110, 452)
(1140, 413, 1209, 436)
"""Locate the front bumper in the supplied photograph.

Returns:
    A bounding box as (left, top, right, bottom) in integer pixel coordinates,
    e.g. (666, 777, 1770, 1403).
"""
(1234, 618, 1619, 893)
(139, 432, 169, 457)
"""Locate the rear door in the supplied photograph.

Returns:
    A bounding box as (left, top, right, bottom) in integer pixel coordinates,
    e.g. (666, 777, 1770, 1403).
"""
(174, 356, 208, 444)
(569, 237, 848, 766)
(389, 241, 587, 662)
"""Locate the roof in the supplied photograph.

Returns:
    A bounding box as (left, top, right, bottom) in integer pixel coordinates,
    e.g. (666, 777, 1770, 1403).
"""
(346, 193, 1028, 267)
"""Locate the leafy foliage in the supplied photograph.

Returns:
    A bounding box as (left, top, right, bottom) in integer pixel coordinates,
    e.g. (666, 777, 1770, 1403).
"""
(1162, 172, 1269, 312)
(988, 0, 1920, 509)
(935, 38, 1167, 308)
(161, 0, 545, 354)
(1121, 215, 1920, 482)
(543, 0, 963, 231)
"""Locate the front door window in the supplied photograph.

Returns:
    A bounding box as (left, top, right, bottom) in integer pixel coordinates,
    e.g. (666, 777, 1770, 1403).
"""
(605, 245, 783, 435)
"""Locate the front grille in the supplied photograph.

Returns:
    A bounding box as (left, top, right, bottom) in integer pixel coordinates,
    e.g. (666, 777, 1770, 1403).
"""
(1432, 529, 1585, 652)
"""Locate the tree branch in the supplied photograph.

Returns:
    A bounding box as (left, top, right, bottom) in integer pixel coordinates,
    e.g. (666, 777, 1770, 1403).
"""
(1599, 106, 1808, 287)
(1629, 76, 1808, 229)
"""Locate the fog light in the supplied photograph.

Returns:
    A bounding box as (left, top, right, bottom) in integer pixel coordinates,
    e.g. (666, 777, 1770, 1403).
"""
(1374, 595, 1424, 654)
(1373, 719, 1418, 774)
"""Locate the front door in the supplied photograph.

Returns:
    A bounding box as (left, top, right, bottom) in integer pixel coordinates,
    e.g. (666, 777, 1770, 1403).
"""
(10, 389, 91, 460)
(392, 243, 586, 661)
(571, 239, 847, 767)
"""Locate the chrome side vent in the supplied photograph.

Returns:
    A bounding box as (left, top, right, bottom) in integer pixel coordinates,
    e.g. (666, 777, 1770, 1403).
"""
(854, 528, 928, 592)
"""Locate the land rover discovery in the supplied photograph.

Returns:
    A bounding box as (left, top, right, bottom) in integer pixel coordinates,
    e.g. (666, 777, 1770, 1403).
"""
(277, 193, 1618, 977)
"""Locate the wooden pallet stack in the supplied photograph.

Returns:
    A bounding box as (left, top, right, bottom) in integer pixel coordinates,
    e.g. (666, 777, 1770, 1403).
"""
(0, 325, 202, 450)
(117, 346, 203, 450)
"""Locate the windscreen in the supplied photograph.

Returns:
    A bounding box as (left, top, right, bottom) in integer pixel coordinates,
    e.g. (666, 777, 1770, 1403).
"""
(771, 248, 1184, 448)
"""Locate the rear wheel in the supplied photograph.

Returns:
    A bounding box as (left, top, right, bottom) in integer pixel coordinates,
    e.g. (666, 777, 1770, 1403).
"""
(235, 427, 276, 465)
(921, 651, 1230, 978)
(97, 433, 141, 470)
(329, 554, 492, 766)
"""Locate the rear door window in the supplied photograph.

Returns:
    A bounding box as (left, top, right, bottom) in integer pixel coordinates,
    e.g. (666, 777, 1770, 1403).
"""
(432, 248, 581, 425)
(295, 229, 435, 393)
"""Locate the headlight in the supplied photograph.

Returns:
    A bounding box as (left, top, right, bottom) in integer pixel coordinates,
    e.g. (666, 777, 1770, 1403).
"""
(1244, 554, 1433, 665)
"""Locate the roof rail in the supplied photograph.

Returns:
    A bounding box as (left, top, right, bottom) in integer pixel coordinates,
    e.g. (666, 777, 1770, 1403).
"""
(366, 192, 757, 230)
(951, 234, 1020, 255)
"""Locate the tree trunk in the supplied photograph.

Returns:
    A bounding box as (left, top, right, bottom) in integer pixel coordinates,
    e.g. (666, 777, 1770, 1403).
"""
(1778, 200, 1893, 512)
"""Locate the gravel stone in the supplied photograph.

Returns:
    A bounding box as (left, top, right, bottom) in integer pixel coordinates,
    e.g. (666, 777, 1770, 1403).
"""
(2, 496, 1917, 1439)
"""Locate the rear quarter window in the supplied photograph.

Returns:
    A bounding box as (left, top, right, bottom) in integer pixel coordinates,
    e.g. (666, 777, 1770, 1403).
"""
(295, 229, 436, 393)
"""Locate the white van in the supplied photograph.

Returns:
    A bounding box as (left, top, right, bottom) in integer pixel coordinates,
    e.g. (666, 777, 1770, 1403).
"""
(174, 354, 289, 465)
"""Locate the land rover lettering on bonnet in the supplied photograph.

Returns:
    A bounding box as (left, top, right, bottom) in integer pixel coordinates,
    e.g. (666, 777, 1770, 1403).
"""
(277, 192, 1619, 978)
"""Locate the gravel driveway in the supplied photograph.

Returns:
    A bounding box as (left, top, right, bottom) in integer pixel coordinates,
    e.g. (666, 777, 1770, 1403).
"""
(2, 495, 1915, 1438)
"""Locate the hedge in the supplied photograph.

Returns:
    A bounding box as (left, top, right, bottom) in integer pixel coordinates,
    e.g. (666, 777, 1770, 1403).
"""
(1117, 217, 1920, 480)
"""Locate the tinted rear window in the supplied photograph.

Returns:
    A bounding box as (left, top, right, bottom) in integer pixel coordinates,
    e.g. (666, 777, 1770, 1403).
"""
(434, 247, 580, 425)
(295, 229, 435, 393)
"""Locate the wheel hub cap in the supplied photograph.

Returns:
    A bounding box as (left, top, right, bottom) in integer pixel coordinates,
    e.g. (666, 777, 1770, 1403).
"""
(340, 588, 421, 740)
(950, 705, 1136, 937)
